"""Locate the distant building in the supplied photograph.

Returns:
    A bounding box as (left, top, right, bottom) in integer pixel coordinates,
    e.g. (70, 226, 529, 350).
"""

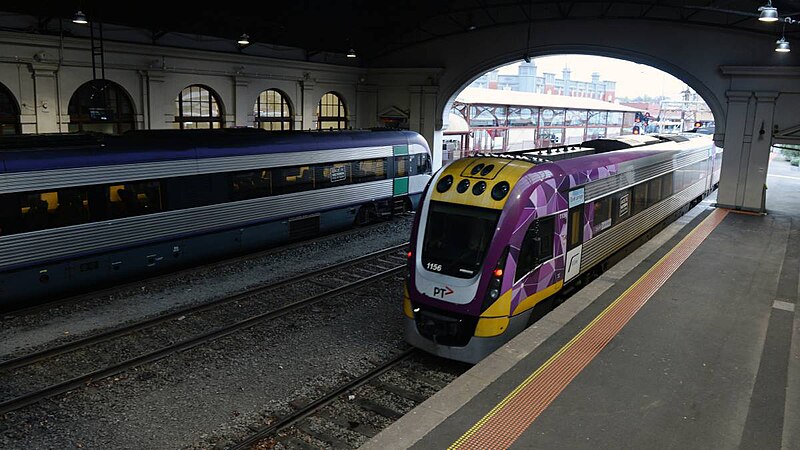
(469, 62, 617, 102)
(444, 87, 640, 160)
(621, 88, 713, 133)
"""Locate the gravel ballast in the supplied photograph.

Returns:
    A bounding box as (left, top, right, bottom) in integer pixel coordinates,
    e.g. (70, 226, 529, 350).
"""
(0, 217, 417, 449)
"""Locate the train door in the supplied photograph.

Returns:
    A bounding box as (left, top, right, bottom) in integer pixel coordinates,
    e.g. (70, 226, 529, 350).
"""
(564, 188, 584, 283)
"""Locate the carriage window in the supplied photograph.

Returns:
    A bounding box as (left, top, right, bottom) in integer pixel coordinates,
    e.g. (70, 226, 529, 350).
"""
(515, 216, 555, 281)
(109, 181, 162, 218)
(592, 197, 612, 235)
(647, 177, 662, 207)
(231, 169, 272, 201)
(395, 156, 409, 177)
(661, 173, 674, 198)
(632, 183, 648, 215)
(19, 188, 90, 231)
(273, 165, 314, 195)
(353, 158, 387, 183)
(314, 162, 352, 189)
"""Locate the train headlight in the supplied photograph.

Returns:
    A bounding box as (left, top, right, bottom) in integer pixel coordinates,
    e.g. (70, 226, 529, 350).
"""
(457, 179, 471, 193)
(489, 288, 499, 300)
(481, 246, 509, 312)
(491, 182, 510, 201)
(436, 175, 454, 193)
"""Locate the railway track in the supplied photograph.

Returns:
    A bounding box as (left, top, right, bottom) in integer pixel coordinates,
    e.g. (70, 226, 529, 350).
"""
(229, 349, 470, 450)
(0, 243, 410, 415)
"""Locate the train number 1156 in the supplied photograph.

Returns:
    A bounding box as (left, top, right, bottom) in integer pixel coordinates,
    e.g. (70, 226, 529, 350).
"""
(426, 262, 442, 272)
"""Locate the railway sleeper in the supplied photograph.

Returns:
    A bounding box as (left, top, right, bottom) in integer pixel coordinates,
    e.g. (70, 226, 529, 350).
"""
(295, 421, 355, 449)
(316, 410, 381, 438)
(400, 369, 450, 390)
(369, 379, 428, 403)
(353, 398, 404, 420)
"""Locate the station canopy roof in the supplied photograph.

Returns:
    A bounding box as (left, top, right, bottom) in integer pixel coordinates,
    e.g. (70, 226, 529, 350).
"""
(455, 88, 642, 112)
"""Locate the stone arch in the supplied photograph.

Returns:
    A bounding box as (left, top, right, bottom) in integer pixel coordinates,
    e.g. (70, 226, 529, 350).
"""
(253, 88, 294, 130)
(316, 91, 348, 130)
(0, 81, 21, 135)
(174, 84, 225, 129)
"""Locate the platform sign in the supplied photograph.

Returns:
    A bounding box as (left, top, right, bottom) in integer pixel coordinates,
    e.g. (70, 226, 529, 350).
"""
(569, 188, 585, 208)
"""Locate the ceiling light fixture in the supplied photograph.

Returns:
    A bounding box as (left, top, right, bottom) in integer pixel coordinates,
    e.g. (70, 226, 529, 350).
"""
(346, 48, 357, 58)
(72, 10, 88, 24)
(237, 34, 250, 45)
(775, 36, 791, 51)
(758, 1, 779, 22)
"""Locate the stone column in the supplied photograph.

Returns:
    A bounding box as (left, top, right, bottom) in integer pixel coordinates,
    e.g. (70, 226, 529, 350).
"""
(301, 75, 316, 130)
(716, 91, 753, 210)
(409, 85, 440, 168)
(29, 63, 60, 133)
(356, 84, 378, 129)
(233, 76, 249, 127)
(717, 90, 778, 212)
(144, 71, 171, 129)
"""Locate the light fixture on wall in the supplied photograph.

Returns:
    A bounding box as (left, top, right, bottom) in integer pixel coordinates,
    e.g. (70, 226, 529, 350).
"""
(346, 48, 357, 58)
(237, 34, 250, 45)
(72, 10, 88, 24)
(758, 1, 780, 22)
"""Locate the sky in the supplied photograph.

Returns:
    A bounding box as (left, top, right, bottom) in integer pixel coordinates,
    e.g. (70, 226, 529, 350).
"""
(496, 54, 691, 100)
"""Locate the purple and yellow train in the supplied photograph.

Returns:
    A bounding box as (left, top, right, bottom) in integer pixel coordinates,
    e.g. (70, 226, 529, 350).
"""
(404, 133, 721, 363)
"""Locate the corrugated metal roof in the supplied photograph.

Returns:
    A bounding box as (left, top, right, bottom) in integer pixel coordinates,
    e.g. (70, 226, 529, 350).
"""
(454, 87, 642, 112)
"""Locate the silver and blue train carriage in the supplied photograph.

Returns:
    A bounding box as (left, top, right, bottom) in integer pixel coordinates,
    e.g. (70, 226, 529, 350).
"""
(0, 129, 432, 309)
(403, 133, 718, 363)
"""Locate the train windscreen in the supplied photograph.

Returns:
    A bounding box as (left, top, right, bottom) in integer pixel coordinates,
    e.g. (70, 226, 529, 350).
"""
(422, 201, 500, 279)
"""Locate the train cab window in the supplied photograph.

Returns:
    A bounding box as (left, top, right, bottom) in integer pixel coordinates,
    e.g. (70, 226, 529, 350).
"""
(515, 216, 555, 281)
(591, 197, 612, 235)
(421, 201, 500, 279)
(414, 153, 432, 175)
(353, 158, 387, 183)
(632, 183, 648, 215)
(395, 156, 409, 178)
(231, 169, 272, 201)
(109, 181, 162, 218)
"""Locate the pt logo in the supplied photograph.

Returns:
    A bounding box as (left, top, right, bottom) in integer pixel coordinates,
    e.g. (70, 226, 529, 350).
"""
(432, 285, 454, 298)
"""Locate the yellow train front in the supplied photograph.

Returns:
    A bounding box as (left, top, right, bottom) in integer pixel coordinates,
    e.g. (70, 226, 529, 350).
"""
(403, 155, 565, 364)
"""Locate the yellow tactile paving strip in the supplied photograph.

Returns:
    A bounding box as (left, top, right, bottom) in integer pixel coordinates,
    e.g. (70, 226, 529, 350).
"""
(449, 208, 729, 450)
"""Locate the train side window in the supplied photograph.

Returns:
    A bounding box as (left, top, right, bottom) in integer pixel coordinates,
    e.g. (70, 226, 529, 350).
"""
(109, 181, 162, 218)
(274, 165, 314, 195)
(0, 193, 21, 236)
(647, 177, 662, 207)
(314, 162, 352, 189)
(20, 191, 55, 231)
(231, 169, 272, 201)
(353, 158, 387, 183)
(661, 173, 674, 198)
(612, 189, 631, 225)
(591, 196, 612, 235)
(395, 156, 409, 177)
(515, 216, 555, 281)
(567, 206, 583, 250)
(632, 183, 648, 215)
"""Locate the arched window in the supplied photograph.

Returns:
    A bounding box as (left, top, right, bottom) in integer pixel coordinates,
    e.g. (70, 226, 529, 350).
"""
(174, 85, 224, 129)
(68, 80, 135, 134)
(254, 89, 292, 130)
(0, 83, 20, 135)
(316, 92, 347, 130)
